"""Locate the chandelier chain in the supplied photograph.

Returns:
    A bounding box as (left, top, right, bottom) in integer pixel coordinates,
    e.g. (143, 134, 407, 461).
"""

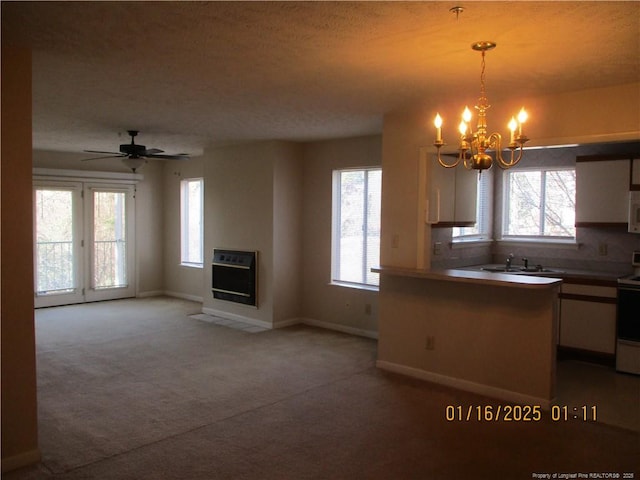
(479, 50, 487, 105)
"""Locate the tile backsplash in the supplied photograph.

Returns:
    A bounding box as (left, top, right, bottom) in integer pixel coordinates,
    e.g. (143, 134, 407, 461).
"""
(493, 228, 640, 274)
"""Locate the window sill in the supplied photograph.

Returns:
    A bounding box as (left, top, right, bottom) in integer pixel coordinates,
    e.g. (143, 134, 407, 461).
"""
(329, 281, 379, 292)
(497, 238, 580, 249)
(181, 262, 204, 269)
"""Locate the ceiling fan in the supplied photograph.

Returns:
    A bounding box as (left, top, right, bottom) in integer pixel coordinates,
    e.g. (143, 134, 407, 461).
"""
(83, 130, 189, 172)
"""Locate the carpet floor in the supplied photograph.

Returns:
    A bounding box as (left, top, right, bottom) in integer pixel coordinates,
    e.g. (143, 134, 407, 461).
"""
(4, 297, 639, 479)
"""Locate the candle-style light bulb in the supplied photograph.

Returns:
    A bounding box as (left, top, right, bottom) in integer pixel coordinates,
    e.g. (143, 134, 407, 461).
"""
(458, 120, 467, 136)
(434, 113, 443, 142)
(462, 106, 472, 123)
(508, 117, 517, 143)
(517, 107, 528, 136)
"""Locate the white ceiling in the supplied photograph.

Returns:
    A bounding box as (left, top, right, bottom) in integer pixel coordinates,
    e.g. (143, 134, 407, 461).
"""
(2, 1, 639, 157)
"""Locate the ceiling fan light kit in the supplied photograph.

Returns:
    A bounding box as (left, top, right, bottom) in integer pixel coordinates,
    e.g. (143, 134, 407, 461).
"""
(122, 157, 146, 172)
(83, 130, 190, 172)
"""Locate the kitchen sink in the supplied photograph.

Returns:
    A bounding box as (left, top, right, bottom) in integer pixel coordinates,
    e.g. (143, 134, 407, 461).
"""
(521, 267, 559, 273)
(481, 266, 519, 273)
(480, 266, 564, 276)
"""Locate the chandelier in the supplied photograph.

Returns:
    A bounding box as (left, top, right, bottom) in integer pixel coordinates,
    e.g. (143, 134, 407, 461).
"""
(433, 41, 529, 171)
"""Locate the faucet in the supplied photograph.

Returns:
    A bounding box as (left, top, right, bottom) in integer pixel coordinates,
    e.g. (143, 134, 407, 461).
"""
(522, 257, 529, 270)
(506, 253, 514, 271)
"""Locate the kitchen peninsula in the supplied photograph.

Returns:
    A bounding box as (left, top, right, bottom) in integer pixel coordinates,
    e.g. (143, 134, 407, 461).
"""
(375, 267, 562, 407)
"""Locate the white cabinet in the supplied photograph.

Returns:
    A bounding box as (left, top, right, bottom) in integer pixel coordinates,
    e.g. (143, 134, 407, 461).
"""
(575, 157, 629, 226)
(453, 165, 478, 223)
(631, 158, 640, 188)
(559, 282, 617, 354)
(422, 150, 477, 227)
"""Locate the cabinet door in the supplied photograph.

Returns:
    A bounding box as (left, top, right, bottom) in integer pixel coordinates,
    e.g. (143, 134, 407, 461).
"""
(560, 300, 616, 353)
(427, 155, 455, 224)
(424, 150, 477, 226)
(631, 158, 640, 188)
(559, 283, 617, 354)
(454, 166, 478, 224)
(575, 159, 629, 225)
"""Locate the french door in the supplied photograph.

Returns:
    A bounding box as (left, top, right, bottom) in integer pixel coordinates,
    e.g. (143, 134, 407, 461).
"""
(34, 181, 136, 307)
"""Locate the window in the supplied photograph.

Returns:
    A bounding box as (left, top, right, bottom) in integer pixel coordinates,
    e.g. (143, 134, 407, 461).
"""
(180, 178, 204, 266)
(332, 168, 381, 288)
(453, 169, 493, 242)
(502, 168, 575, 239)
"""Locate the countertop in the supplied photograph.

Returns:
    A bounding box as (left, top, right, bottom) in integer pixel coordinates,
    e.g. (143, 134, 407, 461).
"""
(373, 266, 562, 289)
(458, 264, 625, 286)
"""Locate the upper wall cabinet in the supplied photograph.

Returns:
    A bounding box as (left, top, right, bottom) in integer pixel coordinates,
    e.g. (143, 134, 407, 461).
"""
(421, 149, 477, 228)
(631, 158, 640, 190)
(575, 155, 630, 227)
(453, 163, 478, 225)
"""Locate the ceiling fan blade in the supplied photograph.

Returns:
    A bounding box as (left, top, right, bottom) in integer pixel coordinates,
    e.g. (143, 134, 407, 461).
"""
(146, 153, 190, 160)
(142, 148, 164, 155)
(84, 149, 123, 155)
(81, 154, 126, 161)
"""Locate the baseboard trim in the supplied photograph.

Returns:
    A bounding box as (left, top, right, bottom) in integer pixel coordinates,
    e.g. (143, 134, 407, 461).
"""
(301, 318, 378, 339)
(137, 290, 164, 298)
(557, 346, 615, 367)
(376, 360, 553, 409)
(1, 448, 41, 473)
(196, 310, 378, 340)
(201, 307, 272, 329)
(273, 317, 303, 329)
(163, 291, 204, 303)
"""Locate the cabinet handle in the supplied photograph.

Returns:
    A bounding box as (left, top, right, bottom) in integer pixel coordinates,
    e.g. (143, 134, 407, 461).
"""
(425, 188, 440, 224)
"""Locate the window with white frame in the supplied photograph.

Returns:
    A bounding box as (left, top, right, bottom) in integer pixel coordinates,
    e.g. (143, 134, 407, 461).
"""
(180, 178, 204, 266)
(502, 167, 576, 239)
(332, 168, 381, 288)
(452, 169, 493, 241)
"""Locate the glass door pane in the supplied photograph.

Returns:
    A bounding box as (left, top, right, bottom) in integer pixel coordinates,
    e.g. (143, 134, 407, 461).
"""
(34, 184, 84, 307)
(85, 185, 135, 302)
(35, 189, 75, 293)
(93, 191, 127, 289)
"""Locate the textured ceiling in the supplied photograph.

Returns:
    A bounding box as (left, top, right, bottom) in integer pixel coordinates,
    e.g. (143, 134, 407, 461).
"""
(2, 1, 639, 157)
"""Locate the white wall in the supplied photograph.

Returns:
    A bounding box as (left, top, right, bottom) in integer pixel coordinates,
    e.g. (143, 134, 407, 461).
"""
(202, 141, 278, 326)
(1, 46, 39, 472)
(272, 146, 303, 326)
(135, 162, 165, 295)
(380, 108, 433, 270)
(301, 135, 382, 337)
